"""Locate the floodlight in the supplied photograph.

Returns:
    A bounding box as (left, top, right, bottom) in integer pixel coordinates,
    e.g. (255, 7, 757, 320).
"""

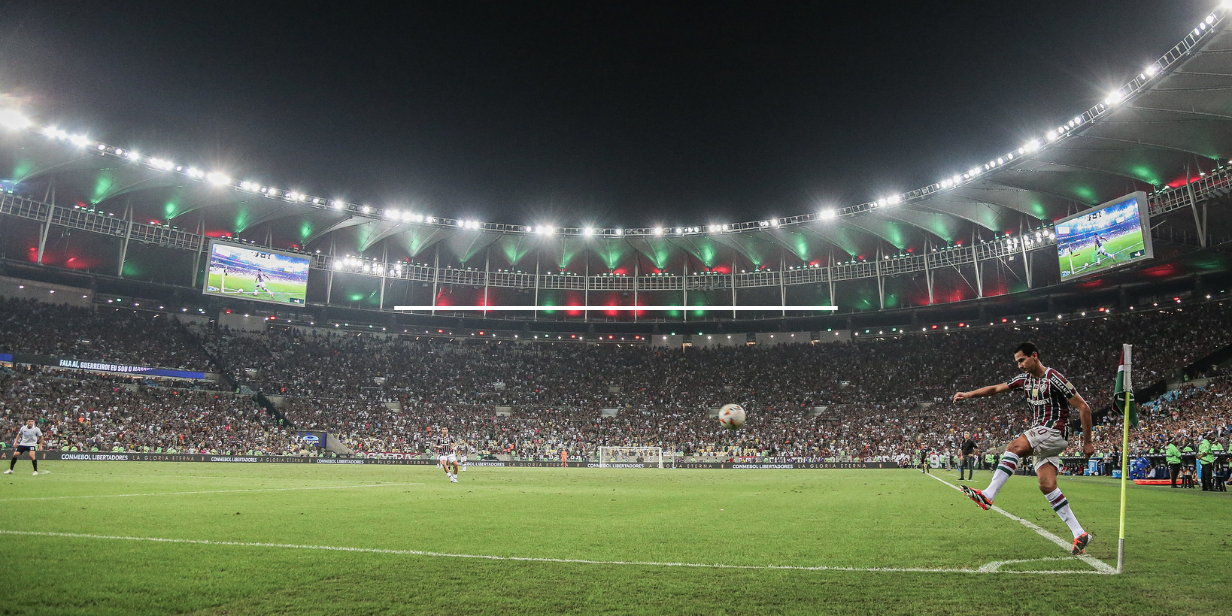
(206, 172, 230, 185)
(614, 228, 623, 236)
(1104, 90, 1123, 105)
(674, 227, 683, 235)
(385, 208, 400, 220)
(331, 200, 346, 210)
(583, 227, 594, 236)
(819, 209, 836, 220)
(653, 227, 664, 236)
(1146, 64, 1159, 76)
(68, 134, 92, 147)
(0, 109, 32, 130)
(361, 205, 373, 214)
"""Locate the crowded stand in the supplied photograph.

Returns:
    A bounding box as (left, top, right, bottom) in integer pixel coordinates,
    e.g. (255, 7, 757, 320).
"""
(0, 297, 214, 371)
(199, 299, 1232, 461)
(2, 295, 1231, 463)
(0, 367, 300, 455)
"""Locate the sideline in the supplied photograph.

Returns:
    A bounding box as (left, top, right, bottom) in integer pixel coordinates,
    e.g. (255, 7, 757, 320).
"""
(926, 473, 1118, 574)
(0, 529, 1106, 574)
(0, 482, 424, 502)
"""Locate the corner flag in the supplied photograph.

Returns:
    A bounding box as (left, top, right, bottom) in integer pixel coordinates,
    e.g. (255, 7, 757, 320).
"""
(1115, 343, 1136, 574)
(1114, 344, 1138, 428)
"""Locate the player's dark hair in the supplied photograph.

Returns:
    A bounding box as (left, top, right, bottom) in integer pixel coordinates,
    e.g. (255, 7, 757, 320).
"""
(1015, 342, 1040, 357)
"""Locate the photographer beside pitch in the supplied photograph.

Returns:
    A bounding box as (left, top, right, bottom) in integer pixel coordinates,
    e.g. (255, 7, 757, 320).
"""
(952, 342, 1094, 555)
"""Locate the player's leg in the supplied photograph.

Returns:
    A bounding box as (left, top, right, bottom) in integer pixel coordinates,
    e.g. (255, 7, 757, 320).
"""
(1037, 461, 1089, 552)
(963, 435, 1029, 509)
(28, 448, 37, 475)
(5, 449, 16, 473)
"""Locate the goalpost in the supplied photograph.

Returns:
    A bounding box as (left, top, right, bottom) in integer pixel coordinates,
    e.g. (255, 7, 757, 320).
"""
(597, 446, 664, 468)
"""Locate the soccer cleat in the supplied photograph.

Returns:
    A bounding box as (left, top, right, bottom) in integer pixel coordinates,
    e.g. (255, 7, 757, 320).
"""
(960, 485, 992, 510)
(31, 471, 38, 476)
(1071, 532, 1090, 556)
(3, 469, 11, 475)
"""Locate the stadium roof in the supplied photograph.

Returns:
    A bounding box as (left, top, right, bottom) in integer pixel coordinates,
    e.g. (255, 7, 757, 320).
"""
(2, 8, 1231, 280)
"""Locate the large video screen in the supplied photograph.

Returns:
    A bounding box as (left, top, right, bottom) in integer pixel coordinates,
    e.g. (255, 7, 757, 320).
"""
(204, 241, 309, 305)
(1055, 191, 1153, 281)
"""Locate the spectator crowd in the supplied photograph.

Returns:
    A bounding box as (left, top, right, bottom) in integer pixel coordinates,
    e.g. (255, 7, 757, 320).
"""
(1, 295, 1230, 464)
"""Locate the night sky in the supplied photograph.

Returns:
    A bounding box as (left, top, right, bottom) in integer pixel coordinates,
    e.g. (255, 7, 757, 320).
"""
(0, 1, 1217, 228)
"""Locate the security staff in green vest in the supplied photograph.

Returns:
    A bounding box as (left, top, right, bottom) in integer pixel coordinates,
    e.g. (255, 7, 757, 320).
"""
(1166, 441, 1183, 488)
(984, 451, 995, 470)
(1198, 435, 1215, 491)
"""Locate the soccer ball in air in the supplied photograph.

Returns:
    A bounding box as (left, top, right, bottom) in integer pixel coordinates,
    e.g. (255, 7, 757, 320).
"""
(718, 404, 746, 430)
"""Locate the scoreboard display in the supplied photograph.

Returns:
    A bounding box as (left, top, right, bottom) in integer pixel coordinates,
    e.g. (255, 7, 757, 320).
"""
(1055, 191, 1153, 281)
(203, 241, 310, 306)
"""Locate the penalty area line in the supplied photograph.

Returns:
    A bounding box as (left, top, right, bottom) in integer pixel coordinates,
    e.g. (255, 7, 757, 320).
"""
(927, 473, 1117, 574)
(0, 482, 424, 503)
(0, 530, 1100, 574)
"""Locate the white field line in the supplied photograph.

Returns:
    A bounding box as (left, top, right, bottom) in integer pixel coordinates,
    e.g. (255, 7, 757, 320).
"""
(927, 473, 1118, 574)
(0, 482, 423, 503)
(0, 529, 1102, 575)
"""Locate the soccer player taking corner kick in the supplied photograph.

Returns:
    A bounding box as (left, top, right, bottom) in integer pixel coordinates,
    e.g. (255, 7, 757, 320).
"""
(952, 342, 1094, 555)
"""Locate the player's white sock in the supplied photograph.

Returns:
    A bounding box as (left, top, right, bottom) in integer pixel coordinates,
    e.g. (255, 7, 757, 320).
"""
(1044, 488, 1084, 539)
(982, 452, 1020, 501)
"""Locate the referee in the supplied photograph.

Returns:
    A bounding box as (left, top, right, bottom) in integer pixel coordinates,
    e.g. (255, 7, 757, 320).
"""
(959, 432, 979, 481)
(5, 418, 41, 476)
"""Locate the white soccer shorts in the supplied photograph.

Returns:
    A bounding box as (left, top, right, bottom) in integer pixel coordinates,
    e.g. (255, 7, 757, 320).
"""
(458, 455, 467, 464)
(1024, 426, 1068, 471)
(446, 453, 457, 464)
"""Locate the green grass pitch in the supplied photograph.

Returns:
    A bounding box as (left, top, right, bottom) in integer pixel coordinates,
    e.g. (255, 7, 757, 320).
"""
(204, 272, 305, 304)
(1, 463, 1228, 615)
(1059, 233, 1146, 278)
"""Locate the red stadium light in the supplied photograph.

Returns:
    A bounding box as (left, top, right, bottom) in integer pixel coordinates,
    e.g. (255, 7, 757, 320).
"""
(1001, 318, 1008, 323)
(479, 331, 484, 335)
(1098, 307, 1105, 312)
(931, 325, 938, 329)
(438, 329, 443, 333)
(958, 322, 965, 327)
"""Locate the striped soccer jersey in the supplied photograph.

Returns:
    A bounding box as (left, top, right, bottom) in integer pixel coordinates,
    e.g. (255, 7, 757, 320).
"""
(1006, 368, 1077, 432)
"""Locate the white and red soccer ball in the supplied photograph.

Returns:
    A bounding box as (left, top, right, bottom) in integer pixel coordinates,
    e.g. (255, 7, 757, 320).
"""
(718, 403, 746, 430)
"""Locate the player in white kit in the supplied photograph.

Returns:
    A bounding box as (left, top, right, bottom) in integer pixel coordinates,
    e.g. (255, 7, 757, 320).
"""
(6, 419, 42, 475)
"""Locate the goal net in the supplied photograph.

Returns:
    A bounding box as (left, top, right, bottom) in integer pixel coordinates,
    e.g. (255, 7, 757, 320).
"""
(597, 446, 664, 468)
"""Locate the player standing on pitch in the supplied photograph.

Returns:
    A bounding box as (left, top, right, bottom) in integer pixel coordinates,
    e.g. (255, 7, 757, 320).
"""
(5, 418, 42, 475)
(952, 342, 1094, 555)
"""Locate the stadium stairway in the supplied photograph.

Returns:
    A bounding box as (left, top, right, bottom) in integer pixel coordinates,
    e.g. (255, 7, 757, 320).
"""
(172, 317, 295, 427)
